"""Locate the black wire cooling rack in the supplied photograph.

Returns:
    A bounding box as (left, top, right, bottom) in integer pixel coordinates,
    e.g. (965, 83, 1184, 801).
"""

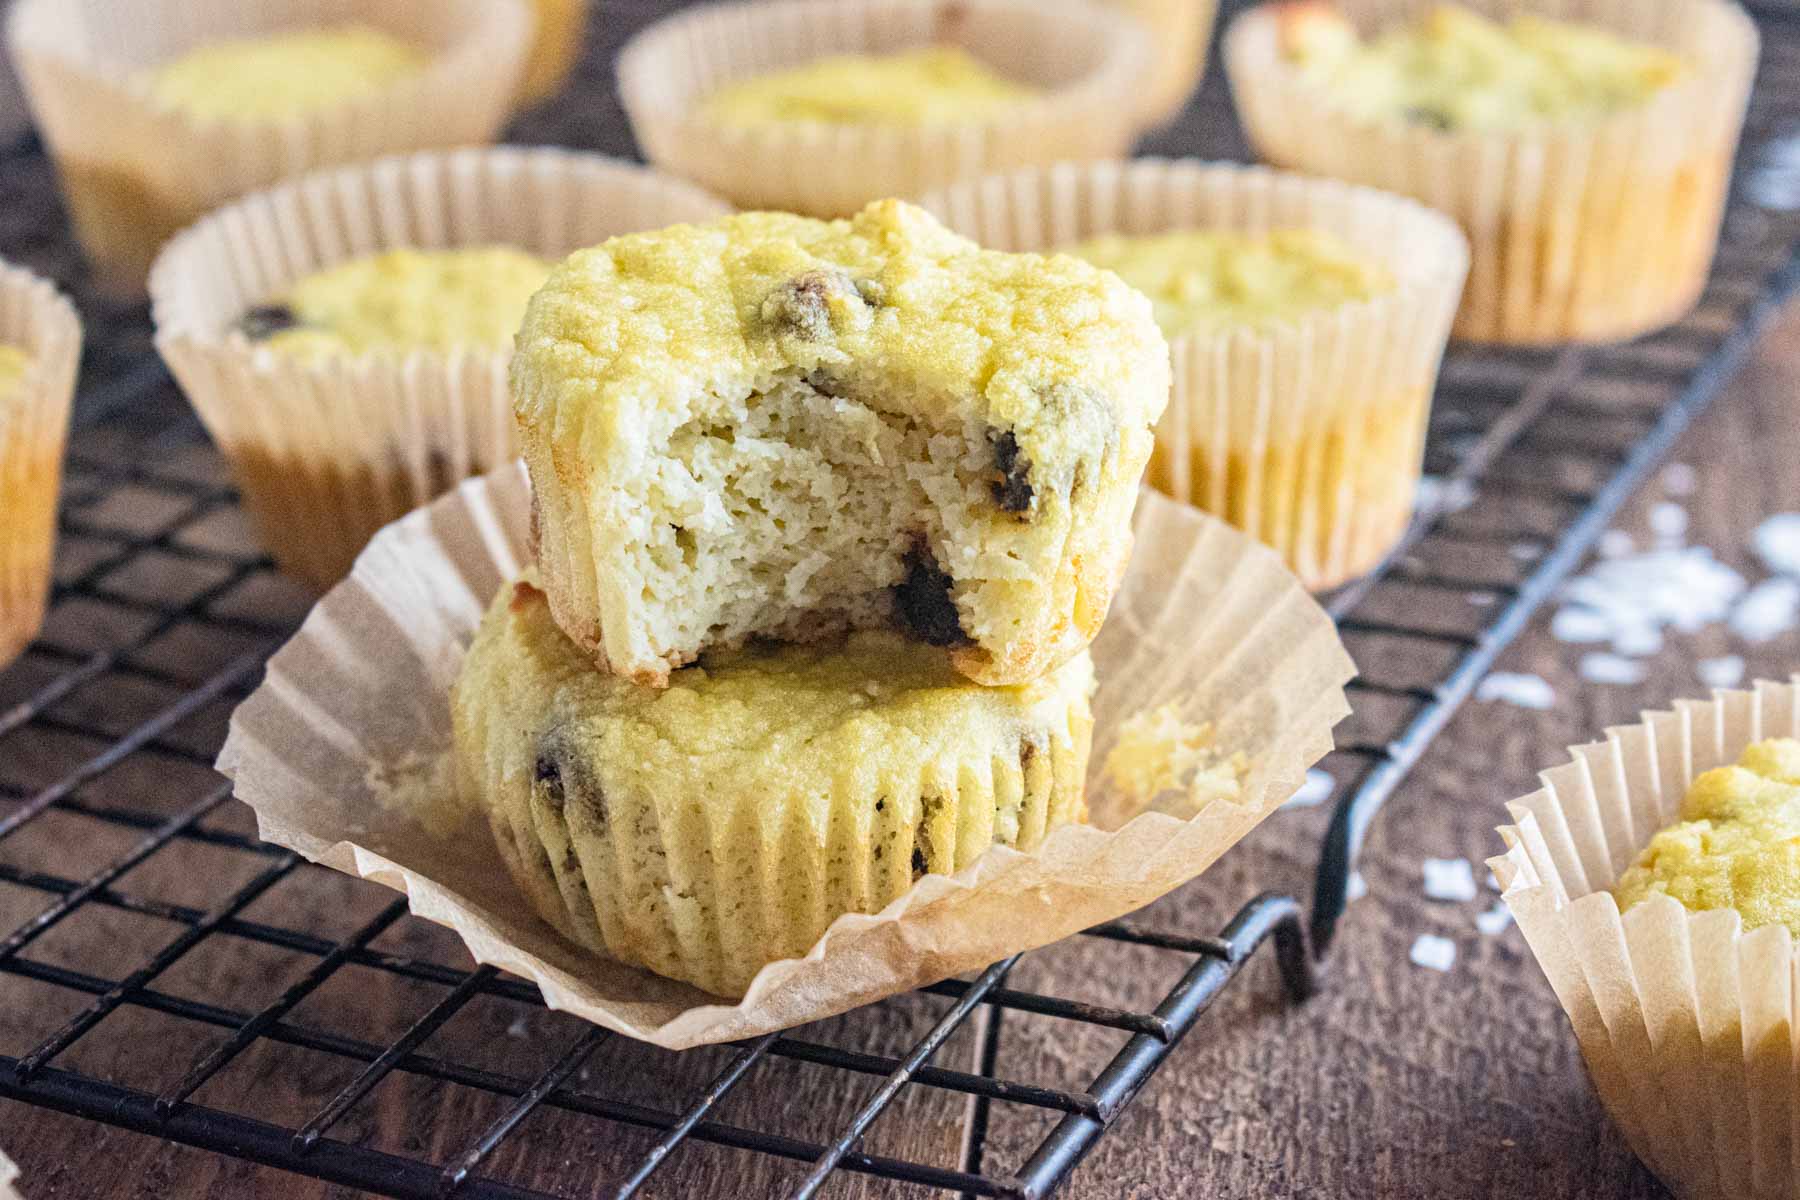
(4, 2, 1800, 1197)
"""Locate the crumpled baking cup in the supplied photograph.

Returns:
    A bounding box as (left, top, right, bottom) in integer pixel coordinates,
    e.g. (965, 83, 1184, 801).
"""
(6, 0, 534, 295)
(1493, 680, 1800, 1200)
(150, 146, 731, 593)
(1101, 0, 1221, 129)
(0, 257, 80, 672)
(1224, 0, 1758, 345)
(616, 0, 1152, 218)
(918, 160, 1468, 591)
(219, 463, 1354, 1048)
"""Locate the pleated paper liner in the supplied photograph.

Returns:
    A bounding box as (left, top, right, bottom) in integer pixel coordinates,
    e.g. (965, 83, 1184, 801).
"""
(149, 146, 731, 593)
(218, 464, 1354, 1048)
(1493, 680, 1800, 1200)
(6, 0, 534, 295)
(0, 258, 81, 672)
(1104, 0, 1222, 129)
(1224, 0, 1758, 345)
(616, 0, 1152, 218)
(917, 160, 1468, 592)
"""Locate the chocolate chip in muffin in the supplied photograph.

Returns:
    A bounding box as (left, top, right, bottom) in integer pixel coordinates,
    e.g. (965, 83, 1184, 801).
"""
(236, 303, 301, 341)
(895, 545, 970, 647)
(532, 728, 605, 827)
(911, 845, 929, 880)
(990, 429, 1035, 516)
(763, 270, 846, 340)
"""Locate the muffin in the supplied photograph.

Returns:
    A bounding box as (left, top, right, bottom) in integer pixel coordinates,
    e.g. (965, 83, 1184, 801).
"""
(517, 0, 591, 104)
(512, 199, 1169, 688)
(151, 146, 731, 591)
(1496, 683, 1800, 1200)
(6, 0, 533, 293)
(1226, 0, 1758, 343)
(617, 0, 1150, 217)
(0, 259, 81, 671)
(453, 570, 1096, 997)
(919, 160, 1466, 591)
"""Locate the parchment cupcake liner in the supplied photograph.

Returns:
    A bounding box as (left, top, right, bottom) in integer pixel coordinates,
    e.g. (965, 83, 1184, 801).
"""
(0, 258, 80, 671)
(218, 464, 1355, 1048)
(1493, 680, 1800, 1200)
(1224, 0, 1758, 345)
(918, 160, 1468, 591)
(150, 146, 731, 592)
(1103, 0, 1221, 128)
(6, 0, 534, 295)
(616, 0, 1152, 218)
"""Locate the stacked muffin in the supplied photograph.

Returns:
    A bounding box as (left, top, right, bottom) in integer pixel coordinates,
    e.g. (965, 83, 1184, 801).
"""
(451, 199, 1172, 996)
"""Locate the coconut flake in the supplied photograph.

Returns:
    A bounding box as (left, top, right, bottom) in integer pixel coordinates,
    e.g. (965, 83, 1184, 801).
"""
(1423, 857, 1478, 902)
(1474, 905, 1513, 936)
(1284, 767, 1335, 809)
(1648, 502, 1688, 545)
(1550, 607, 1612, 644)
(1348, 871, 1367, 901)
(1580, 652, 1648, 686)
(1662, 463, 1697, 497)
(1474, 672, 1555, 710)
(1417, 475, 1477, 514)
(1729, 577, 1800, 643)
(1755, 513, 1800, 577)
(1410, 934, 1457, 972)
(1699, 654, 1747, 689)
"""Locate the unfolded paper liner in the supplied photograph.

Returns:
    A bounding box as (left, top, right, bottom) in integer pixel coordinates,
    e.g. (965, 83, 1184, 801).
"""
(150, 146, 731, 593)
(217, 462, 1354, 1048)
(917, 160, 1468, 591)
(517, 0, 592, 105)
(616, 0, 1153, 219)
(1493, 679, 1800, 1200)
(1224, 0, 1759, 345)
(1101, 0, 1222, 129)
(0, 258, 80, 672)
(5, 0, 534, 295)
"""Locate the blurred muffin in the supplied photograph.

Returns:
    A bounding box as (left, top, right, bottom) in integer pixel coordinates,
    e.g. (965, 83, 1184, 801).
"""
(6, 0, 532, 293)
(453, 570, 1096, 997)
(617, 0, 1150, 217)
(512, 199, 1169, 688)
(920, 160, 1466, 591)
(0, 259, 80, 671)
(517, 0, 591, 104)
(1226, 0, 1757, 343)
(151, 147, 731, 591)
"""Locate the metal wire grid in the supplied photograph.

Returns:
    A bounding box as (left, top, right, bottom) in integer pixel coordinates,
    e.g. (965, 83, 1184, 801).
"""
(1, 4, 1799, 1197)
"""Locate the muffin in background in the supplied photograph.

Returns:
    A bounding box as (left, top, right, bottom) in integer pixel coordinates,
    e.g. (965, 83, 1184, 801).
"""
(0, 259, 80, 672)
(919, 160, 1466, 592)
(1226, 0, 1758, 344)
(701, 46, 1036, 128)
(517, 0, 591, 104)
(617, 0, 1150, 217)
(453, 570, 1097, 998)
(150, 146, 731, 592)
(511, 199, 1169, 688)
(5, 0, 532, 294)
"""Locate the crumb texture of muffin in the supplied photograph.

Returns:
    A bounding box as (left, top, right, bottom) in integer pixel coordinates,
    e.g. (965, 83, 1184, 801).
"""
(512, 199, 1169, 688)
(452, 572, 1096, 996)
(701, 46, 1035, 127)
(1067, 227, 1395, 336)
(1279, 3, 1686, 132)
(237, 246, 551, 359)
(146, 26, 428, 121)
(1613, 738, 1800, 935)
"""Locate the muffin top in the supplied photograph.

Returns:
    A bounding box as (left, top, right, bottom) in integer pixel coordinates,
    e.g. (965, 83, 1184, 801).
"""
(0, 344, 29, 400)
(512, 199, 1168, 476)
(1068, 228, 1395, 336)
(1278, 3, 1687, 132)
(701, 47, 1035, 127)
(476, 576, 1094, 797)
(1613, 738, 1800, 936)
(238, 246, 551, 358)
(147, 26, 428, 122)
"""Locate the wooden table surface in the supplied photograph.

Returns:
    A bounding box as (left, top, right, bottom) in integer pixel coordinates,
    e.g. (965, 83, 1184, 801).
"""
(5, 4, 1800, 1198)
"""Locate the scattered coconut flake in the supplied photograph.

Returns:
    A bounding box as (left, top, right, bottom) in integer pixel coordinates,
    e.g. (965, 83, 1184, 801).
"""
(1474, 672, 1554, 710)
(1611, 625, 1664, 658)
(1550, 607, 1613, 644)
(1729, 577, 1800, 643)
(1475, 904, 1513, 936)
(1284, 768, 1335, 809)
(1648, 502, 1688, 544)
(1580, 652, 1648, 686)
(1410, 934, 1457, 972)
(1598, 529, 1635, 559)
(1558, 546, 1746, 655)
(1467, 591, 1498, 608)
(1754, 513, 1800, 577)
(1423, 857, 1478, 902)
(1348, 871, 1368, 901)
(507, 1015, 529, 1039)
(1510, 542, 1543, 562)
(1699, 654, 1747, 690)
(1417, 475, 1477, 514)
(1662, 463, 1697, 497)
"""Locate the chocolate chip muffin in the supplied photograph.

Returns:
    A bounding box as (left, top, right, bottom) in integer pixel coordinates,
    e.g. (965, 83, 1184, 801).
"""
(511, 199, 1169, 687)
(452, 571, 1096, 996)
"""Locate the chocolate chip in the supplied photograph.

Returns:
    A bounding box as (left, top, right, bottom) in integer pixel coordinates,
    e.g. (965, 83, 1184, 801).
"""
(895, 545, 969, 647)
(911, 845, 929, 880)
(237, 303, 301, 341)
(763, 270, 847, 341)
(1020, 737, 1038, 768)
(532, 727, 604, 827)
(990, 430, 1035, 515)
